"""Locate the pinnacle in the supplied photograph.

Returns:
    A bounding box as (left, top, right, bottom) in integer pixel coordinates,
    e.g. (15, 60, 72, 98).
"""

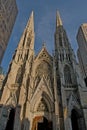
(26, 11, 34, 32)
(42, 42, 46, 48)
(30, 11, 34, 20)
(17, 11, 35, 49)
(56, 11, 63, 27)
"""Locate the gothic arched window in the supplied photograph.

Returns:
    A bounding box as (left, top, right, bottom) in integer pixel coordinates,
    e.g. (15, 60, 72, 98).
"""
(64, 65, 72, 84)
(34, 61, 52, 89)
(59, 34, 62, 46)
(15, 65, 24, 85)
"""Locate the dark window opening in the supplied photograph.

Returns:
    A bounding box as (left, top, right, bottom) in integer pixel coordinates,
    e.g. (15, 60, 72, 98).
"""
(64, 65, 72, 84)
(71, 109, 79, 130)
(32, 116, 53, 130)
(84, 77, 87, 87)
(59, 33, 63, 47)
(5, 108, 15, 130)
(38, 117, 52, 130)
(60, 53, 64, 62)
(38, 122, 45, 130)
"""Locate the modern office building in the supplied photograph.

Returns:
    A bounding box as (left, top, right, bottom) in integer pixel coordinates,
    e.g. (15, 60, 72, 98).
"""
(0, 0, 18, 63)
(77, 23, 87, 85)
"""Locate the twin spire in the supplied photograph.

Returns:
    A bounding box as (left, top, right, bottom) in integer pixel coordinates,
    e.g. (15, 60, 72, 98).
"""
(18, 11, 63, 48)
(26, 10, 63, 31)
(22, 10, 63, 35)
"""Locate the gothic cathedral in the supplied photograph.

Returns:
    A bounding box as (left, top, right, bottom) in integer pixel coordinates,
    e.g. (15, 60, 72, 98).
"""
(0, 11, 87, 130)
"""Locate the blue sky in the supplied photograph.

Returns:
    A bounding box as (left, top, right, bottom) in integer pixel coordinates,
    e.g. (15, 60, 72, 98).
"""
(1, 0, 87, 72)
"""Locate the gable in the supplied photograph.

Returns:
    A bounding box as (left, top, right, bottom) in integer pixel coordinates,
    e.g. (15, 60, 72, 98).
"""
(35, 46, 53, 63)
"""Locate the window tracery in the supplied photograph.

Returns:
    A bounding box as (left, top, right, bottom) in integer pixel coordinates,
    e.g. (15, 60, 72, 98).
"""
(34, 61, 53, 89)
(64, 65, 72, 85)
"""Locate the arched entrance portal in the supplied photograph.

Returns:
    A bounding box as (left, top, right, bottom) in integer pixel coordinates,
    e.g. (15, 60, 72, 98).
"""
(71, 109, 79, 130)
(32, 116, 53, 130)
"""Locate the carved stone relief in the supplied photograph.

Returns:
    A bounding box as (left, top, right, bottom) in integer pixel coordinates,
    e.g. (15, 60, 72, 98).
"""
(37, 99, 48, 112)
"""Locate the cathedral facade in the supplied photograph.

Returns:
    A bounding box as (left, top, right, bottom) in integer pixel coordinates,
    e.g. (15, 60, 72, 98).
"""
(0, 11, 87, 130)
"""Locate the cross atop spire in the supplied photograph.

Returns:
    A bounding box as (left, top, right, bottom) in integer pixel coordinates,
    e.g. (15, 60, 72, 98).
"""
(56, 11, 63, 27)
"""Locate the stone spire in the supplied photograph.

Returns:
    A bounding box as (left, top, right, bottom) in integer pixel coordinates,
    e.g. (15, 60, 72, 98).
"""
(56, 11, 63, 27)
(0, 11, 35, 106)
(18, 11, 35, 49)
(26, 11, 34, 33)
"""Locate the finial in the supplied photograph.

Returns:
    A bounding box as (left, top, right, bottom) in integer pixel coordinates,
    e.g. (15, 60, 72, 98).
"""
(26, 11, 34, 30)
(42, 42, 46, 48)
(31, 10, 34, 17)
(56, 11, 63, 27)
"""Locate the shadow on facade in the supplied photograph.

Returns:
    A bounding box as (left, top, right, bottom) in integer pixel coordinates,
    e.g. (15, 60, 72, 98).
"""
(71, 109, 86, 130)
(0, 104, 21, 130)
(31, 115, 53, 130)
(21, 118, 30, 130)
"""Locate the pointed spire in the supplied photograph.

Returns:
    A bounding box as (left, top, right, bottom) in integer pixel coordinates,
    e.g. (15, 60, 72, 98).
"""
(18, 11, 35, 49)
(56, 11, 63, 27)
(26, 11, 34, 33)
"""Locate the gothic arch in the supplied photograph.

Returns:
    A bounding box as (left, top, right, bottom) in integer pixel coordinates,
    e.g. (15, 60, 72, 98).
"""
(67, 94, 86, 130)
(67, 93, 81, 116)
(64, 65, 72, 84)
(33, 60, 53, 89)
(32, 48, 53, 77)
(35, 60, 52, 74)
(30, 91, 54, 113)
(71, 107, 82, 118)
(71, 108, 85, 130)
(37, 98, 49, 112)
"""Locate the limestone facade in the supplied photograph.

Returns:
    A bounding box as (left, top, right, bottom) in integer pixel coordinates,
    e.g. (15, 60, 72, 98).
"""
(0, 11, 87, 130)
